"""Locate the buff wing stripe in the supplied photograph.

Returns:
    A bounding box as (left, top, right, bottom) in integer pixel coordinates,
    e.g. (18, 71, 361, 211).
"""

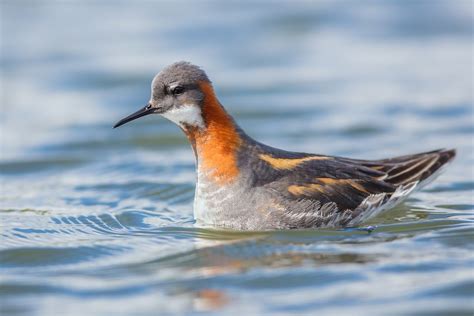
(287, 178, 371, 197)
(259, 154, 330, 170)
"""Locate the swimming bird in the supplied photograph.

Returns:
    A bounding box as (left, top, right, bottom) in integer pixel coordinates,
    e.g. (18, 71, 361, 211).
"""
(114, 61, 456, 230)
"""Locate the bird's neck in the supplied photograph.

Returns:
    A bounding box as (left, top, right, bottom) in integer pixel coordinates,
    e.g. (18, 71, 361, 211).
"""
(183, 82, 243, 184)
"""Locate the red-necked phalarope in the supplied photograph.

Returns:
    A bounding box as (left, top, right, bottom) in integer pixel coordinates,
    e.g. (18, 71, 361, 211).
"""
(114, 61, 456, 230)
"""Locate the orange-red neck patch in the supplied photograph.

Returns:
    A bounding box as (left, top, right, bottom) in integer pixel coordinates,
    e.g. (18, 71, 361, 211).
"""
(184, 82, 242, 184)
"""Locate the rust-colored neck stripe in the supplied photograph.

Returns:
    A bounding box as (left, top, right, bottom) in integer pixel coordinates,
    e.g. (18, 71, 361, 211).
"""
(185, 82, 242, 184)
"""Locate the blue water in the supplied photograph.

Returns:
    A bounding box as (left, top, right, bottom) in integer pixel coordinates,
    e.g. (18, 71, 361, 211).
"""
(1, 1, 473, 315)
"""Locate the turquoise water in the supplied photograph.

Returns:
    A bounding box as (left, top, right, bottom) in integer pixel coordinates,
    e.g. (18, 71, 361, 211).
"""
(1, 1, 473, 315)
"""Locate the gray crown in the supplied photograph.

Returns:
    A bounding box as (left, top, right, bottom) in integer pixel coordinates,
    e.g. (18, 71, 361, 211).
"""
(154, 61, 210, 86)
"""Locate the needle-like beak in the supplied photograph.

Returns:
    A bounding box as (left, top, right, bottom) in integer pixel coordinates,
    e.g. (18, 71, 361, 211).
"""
(113, 105, 155, 128)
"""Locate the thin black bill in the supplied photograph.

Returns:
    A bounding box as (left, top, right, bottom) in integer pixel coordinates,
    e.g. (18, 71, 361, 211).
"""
(113, 105, 155, 128)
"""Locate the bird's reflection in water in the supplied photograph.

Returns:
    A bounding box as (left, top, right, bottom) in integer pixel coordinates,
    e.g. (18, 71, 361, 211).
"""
(164, 231, 379, 312)
(192, 288, 229, 312)
(191, 237, 377, 273)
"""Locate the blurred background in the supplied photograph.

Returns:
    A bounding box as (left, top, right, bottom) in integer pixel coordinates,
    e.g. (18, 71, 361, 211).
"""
(1, 1, 473, 315)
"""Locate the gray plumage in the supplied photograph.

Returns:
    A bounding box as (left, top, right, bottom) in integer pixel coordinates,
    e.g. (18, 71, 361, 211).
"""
(152, 61, 210, 88)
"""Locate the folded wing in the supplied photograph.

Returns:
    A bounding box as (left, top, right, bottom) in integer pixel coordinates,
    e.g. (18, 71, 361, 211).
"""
(261, 149, 455, 228)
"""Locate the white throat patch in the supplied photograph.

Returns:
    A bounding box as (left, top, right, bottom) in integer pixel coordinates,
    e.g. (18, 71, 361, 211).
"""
(161, 104, 204, 128)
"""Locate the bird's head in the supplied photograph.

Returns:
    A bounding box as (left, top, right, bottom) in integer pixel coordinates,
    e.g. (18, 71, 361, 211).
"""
(114, 61, 212, 130)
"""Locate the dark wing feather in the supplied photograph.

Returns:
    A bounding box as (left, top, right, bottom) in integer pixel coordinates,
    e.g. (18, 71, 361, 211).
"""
(266, 162, 395, 214)
(256, 157, 395, 228)
(254, 148, 455, 228)
(338, 148, 456, 186)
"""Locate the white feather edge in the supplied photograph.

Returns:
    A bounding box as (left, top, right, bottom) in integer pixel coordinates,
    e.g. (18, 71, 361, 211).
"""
(348, 181, 418, 226)
(348, 158, 453, 226)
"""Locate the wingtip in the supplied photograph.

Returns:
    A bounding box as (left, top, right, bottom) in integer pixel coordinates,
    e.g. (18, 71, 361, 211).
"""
(431, 148, 456, 162)
(441, 148, 457, 161)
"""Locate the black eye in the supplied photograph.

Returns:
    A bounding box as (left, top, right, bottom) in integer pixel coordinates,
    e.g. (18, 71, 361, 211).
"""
(171, 85, 185, 95)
